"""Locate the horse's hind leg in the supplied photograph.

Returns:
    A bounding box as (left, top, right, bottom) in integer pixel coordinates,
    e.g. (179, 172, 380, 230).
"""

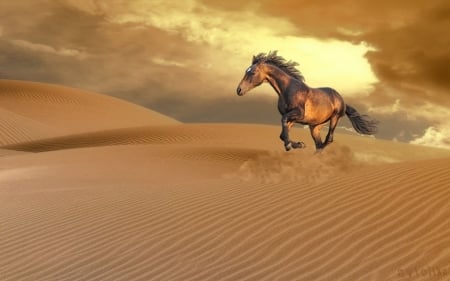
(324, 115, 340, 145)
(309, 123, 325, 151)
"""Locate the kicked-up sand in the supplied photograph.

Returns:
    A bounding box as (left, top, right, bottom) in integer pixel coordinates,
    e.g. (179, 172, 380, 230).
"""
(1, 80, 450, 281)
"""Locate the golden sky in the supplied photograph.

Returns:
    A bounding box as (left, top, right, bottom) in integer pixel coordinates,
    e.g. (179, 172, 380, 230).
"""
(0, 0, 449, 147)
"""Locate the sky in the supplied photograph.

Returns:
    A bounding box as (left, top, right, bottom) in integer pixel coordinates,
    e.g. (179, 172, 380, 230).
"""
(0, 0, 449, 148)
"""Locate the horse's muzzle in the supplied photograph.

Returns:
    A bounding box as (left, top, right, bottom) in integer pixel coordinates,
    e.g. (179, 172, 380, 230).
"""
(236, 86, 243, 96)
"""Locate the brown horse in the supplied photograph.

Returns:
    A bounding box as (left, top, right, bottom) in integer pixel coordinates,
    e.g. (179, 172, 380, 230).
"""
(236, 51, 378, 151)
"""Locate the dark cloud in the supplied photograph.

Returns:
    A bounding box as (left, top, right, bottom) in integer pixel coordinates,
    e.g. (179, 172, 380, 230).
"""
(202, 0, 416, 37)
(363, 4, 450, 102)
(0, 1, 204, 93)
(0, 40, 53, 81)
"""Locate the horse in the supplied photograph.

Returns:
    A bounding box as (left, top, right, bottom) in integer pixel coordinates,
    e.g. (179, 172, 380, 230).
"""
(236, 51, 378, 152)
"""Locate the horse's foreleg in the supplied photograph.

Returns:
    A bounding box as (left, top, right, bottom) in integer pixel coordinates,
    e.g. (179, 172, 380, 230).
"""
(280, 116, 292, 150)
(280, 109, 305, 151)
(309, 123, 325, 151)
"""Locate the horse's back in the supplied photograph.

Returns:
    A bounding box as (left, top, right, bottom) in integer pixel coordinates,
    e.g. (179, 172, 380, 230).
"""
(317, 87, 343, 99)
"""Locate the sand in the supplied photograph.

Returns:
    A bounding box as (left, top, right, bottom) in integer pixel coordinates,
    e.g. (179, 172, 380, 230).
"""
(1, 80, 450, 281)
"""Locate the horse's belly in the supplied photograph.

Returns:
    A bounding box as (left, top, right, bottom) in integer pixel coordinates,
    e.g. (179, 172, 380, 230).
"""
(303, 100, 333, 124)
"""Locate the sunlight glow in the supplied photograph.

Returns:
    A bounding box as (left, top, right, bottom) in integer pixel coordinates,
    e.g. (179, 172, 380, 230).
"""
(109, 0, 378, 96)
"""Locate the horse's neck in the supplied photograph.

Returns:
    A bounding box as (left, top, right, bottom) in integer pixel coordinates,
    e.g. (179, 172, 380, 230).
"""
(264, 64, 304, 96)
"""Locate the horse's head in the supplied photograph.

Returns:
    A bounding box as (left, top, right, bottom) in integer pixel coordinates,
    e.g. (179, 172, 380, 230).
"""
(236, 56, 266, 96)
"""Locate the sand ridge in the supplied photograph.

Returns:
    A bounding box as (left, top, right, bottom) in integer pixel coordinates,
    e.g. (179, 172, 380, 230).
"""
(1, 80, 450, 281)
(0, 79, 179, 140)
(0, 107, 57, 146)
(4, 122, 450, 162)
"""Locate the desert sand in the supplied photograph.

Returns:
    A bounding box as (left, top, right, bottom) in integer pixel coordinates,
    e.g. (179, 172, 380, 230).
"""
(1, 80, 450, 281)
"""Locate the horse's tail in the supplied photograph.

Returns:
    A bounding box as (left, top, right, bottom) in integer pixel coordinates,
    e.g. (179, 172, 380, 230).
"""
(345, 104, 378, 135)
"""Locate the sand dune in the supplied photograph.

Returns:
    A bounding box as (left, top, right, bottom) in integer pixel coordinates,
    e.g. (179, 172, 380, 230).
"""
(0, 107, 57, 146)
(0, 80, 179, 144)
(1, 80, 450, 281)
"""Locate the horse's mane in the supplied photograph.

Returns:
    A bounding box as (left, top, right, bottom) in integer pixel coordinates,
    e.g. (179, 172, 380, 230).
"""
(252, 50, 305, 82)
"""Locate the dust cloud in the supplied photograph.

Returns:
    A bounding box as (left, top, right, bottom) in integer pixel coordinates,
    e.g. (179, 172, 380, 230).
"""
(236, 144, 363, 184)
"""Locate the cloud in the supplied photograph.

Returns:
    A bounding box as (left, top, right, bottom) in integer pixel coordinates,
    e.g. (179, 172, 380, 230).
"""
(0, 1, 204, 92)
(151, 58, 186, 68)
(411, 126, 450, 149)
(369, 99, 401, 115)
(62, 0, 103, 15)
(95, 0, 377, 95)
(11, 39, 88, 59)
(205, 0, 450, 105)
(0, 0, 376, 95)
(264, 0, 450, 104)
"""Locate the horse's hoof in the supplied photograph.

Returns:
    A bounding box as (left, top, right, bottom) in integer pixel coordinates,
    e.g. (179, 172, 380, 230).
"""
(314, 149, 323, 154)
(285, 143, 292, 151)
(292, 142, 306, 149)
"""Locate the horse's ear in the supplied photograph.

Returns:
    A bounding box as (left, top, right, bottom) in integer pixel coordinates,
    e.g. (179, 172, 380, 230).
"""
(252, 55, 257, 64)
